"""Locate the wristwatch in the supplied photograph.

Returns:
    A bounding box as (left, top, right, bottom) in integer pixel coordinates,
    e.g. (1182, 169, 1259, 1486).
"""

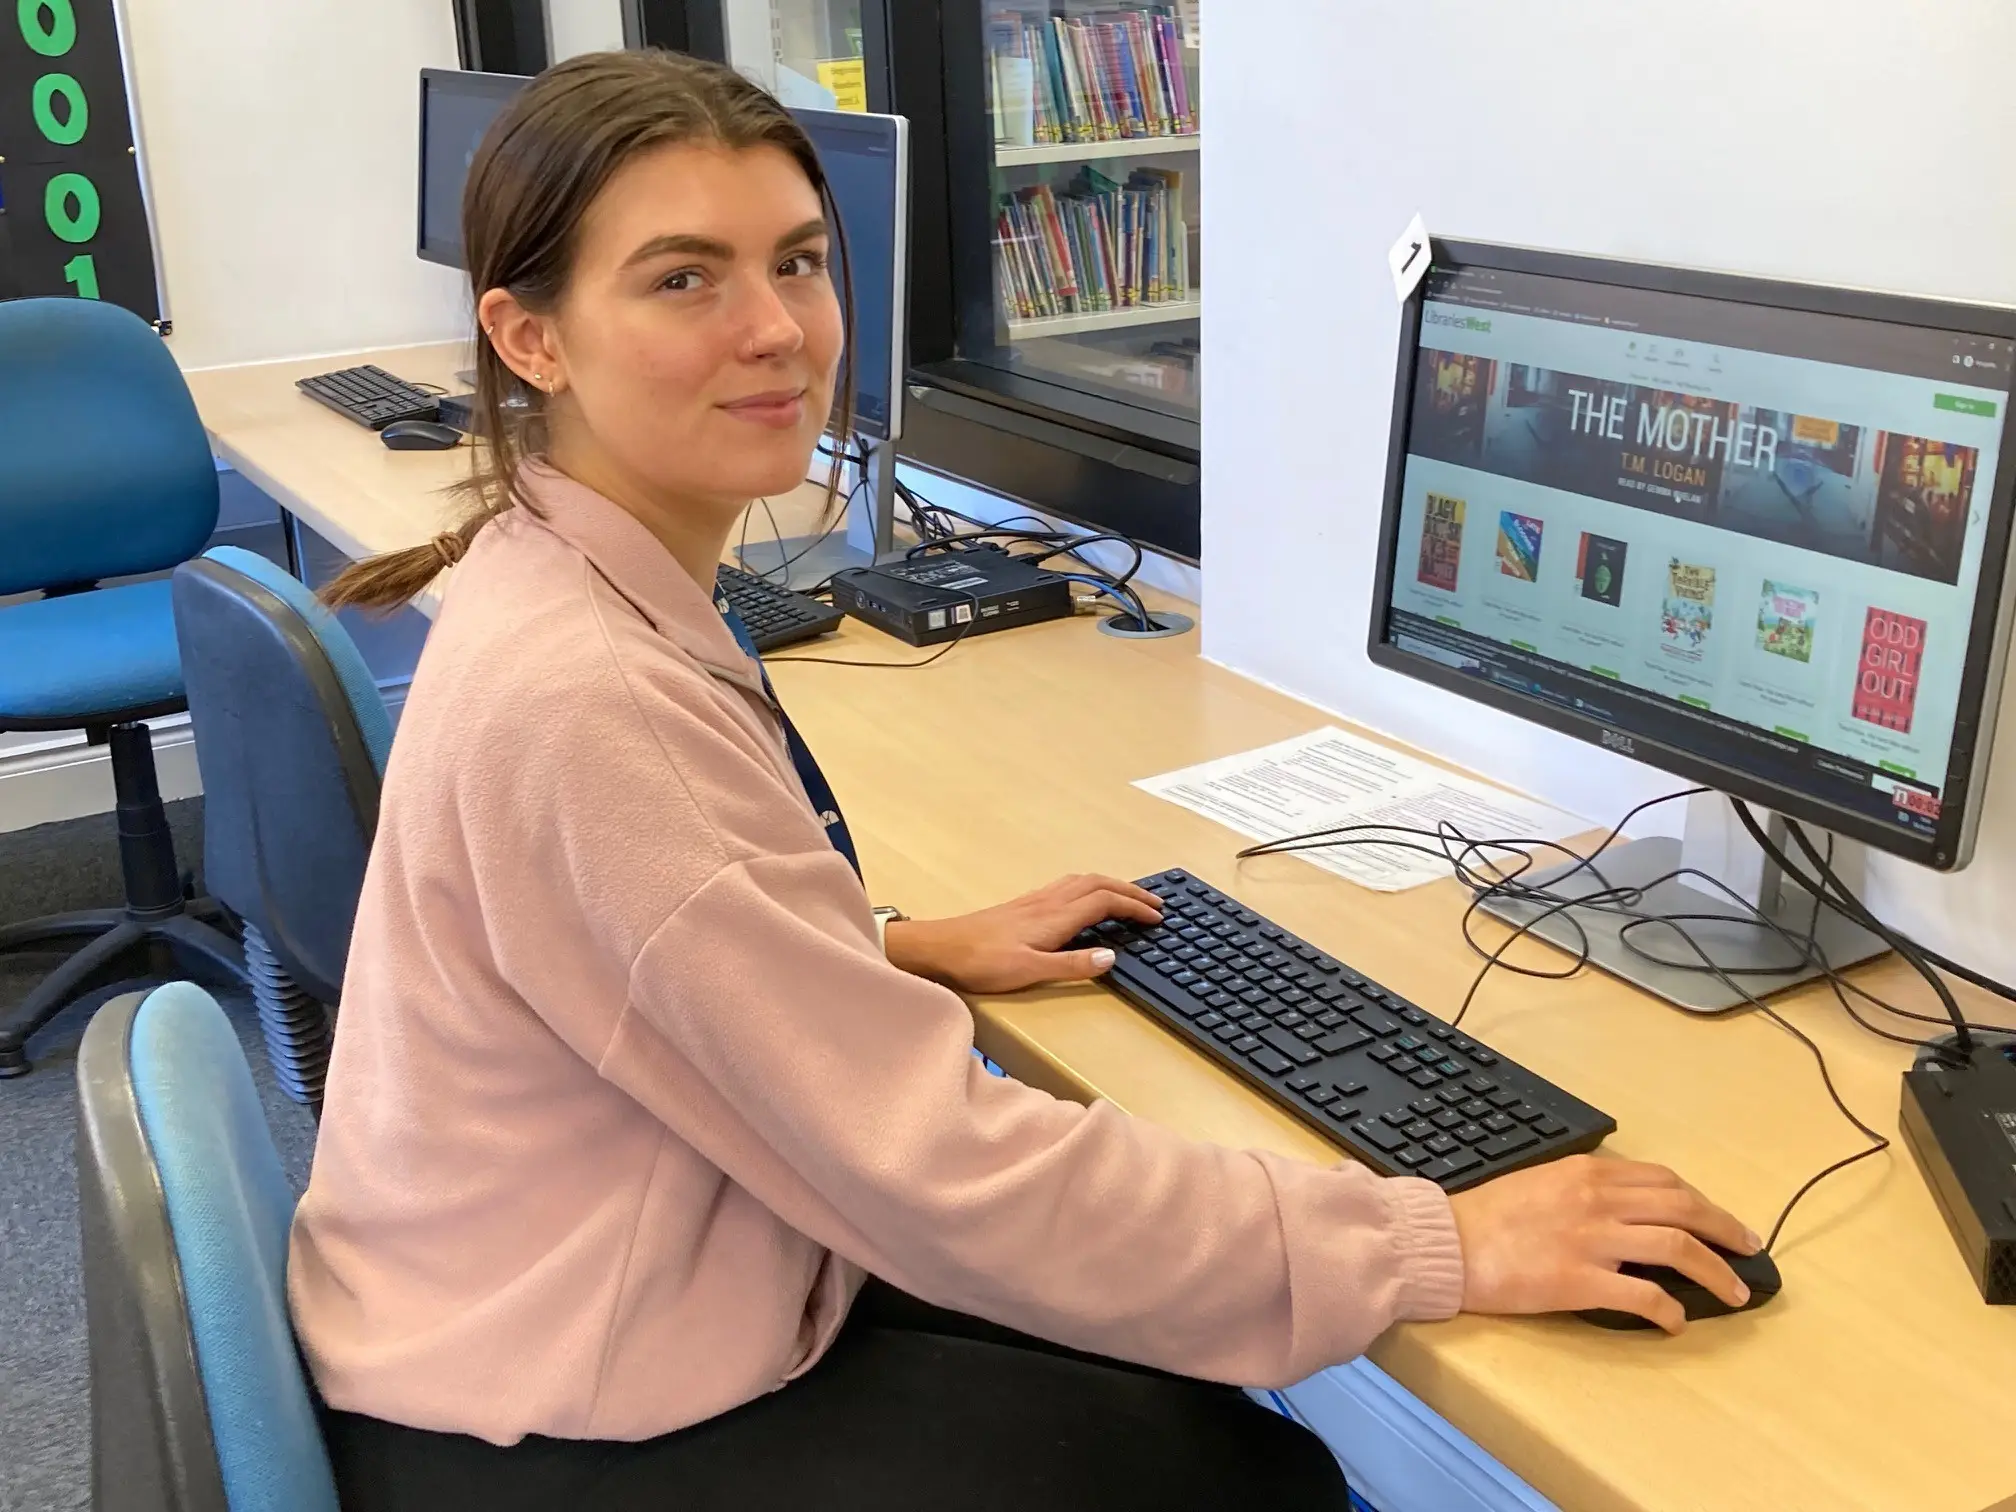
(871, 905, 908, 954)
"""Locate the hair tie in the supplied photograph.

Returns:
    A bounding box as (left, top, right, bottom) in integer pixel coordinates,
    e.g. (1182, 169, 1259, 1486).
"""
(432, 532, 468, 568)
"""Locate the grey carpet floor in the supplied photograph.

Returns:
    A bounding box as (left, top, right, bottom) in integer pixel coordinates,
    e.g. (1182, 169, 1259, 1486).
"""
(0, 800, 318, 1512)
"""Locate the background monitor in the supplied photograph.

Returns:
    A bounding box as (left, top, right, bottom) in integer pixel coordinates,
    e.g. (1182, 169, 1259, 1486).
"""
(1369, 241, 2016, 873)
(792, 107, 909, 445)
(416, 68, 526, 270)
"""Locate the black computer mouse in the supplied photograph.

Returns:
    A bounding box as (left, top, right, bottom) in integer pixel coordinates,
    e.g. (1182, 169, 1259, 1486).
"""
(1576, 1243, 1782, 1330)
(380, 419, 463, 451)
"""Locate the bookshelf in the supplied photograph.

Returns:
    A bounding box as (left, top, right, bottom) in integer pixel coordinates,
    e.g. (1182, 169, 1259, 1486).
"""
(995, 134, 1200, 168)
(1007, 291, 1200, 340)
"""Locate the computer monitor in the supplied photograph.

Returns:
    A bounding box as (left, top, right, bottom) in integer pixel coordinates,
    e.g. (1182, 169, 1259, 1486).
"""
(1370, 242, 2016, 1005)
(416, 68, 527, 270)
(792, 107, 910, 446)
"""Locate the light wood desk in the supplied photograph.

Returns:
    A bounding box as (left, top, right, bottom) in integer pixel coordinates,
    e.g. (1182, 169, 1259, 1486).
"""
(186, 345, 2016, 1512)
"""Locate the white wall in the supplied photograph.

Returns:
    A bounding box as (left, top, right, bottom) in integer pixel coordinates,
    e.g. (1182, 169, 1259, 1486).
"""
(548, 0, 626, 60)
(124, 0, 468, 370)
(1204, 0, 2016, 977)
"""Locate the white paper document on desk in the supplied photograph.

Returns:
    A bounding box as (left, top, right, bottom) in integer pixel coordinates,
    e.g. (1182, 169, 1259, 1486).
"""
(1134, 727, 1587, 892)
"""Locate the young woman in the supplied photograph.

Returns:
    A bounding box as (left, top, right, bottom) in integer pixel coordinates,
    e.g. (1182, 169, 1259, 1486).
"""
(296, 51, 1759, 1511)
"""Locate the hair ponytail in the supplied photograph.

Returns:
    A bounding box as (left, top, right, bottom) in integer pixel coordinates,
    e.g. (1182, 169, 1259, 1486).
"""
(319, 50, 857, 614)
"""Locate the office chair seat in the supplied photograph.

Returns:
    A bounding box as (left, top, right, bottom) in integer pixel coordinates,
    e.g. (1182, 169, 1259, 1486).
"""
(0, 580, 187, 724)
(76, 982, 340, 1512)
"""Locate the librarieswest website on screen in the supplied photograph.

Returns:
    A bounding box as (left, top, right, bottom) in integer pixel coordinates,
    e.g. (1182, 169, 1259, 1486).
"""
(1389, 294, 2006, 832)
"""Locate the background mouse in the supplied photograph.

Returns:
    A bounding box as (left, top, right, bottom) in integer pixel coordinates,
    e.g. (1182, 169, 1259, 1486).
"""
(380, 419, 463, 451)
(1577, 1243, 1782, 1330)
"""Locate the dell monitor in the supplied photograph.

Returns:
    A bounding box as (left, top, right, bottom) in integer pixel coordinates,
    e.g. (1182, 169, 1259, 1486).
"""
(416, 67, 526, 270)
(791, 106, 910, 446)
(1371, 241, 2016, 1009)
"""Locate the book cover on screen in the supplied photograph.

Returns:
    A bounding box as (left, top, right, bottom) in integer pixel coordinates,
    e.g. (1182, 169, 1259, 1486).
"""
(1417, 492, 1465, 591)
(1756, 581, 1819, 663)
(1853, 607, 1926, 733)
(1496, 511, 1543, 582)
(1576, 532, 1628, 607)
(1660, 560, 1716, 659)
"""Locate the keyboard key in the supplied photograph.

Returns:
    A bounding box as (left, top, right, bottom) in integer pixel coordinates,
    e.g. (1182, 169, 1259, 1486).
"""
(1425, 1134, 1458, 1156)
(1314, 1009, 1347, 1027)
(1487, 1089, 1523, 1109)
(1453, 1123, 1490, 1145)
(1204, 992, 1235, 1010)
(1436, 1088, 1468, 1107)
(1428, 1026, 1453, 1041)
(1336, 1080, 1367, 1097)
(1314, 1028, 1372, 1055)
(1408, 1097, 1440, 1116)
(1238, 1013, 1271, 1032)
(1394, 1035, 1425, 1053)
(1477, 1128, 1539, 1162)
(1482, 1113, 1515, 1134)
(1381, 1109, 1414, 1128)
(1306, 1087, 1340, 1106)
(1369, 1044, 1401, 1064)
(1469, 1051, 1500, 1066)
(1279, 988, 1310, 1006)
(1249, 1048, 1294, 1076)
(1275, 1010, 1309, 1029)
(1421, 1150, 1483, 1183)
(1464, 1077, 1495, 1095)
(1451, 1037, 1477, 1053)
(1313, 984, 1347, 1004)
(1212, 1023, 1246, 1043)
(1356, 1012, 1403, 1037)
(1229, 1035, 1263, 1054)
(1442, 1150, 1483, 1178)
(1326, 1103, 1356, 1122)
(1398, 1008, 1428, 1026)
(1460, 1099, 1490, 1118)
(1170, 970, 1201, 987)
(1285, 1073, 1319, 1092)
(1294, 1022, 1328, 1042)
(1435, 1060, 1465, 1078)
(1355, 1122, 1409, 1154)
(1192, 1012, 1226, 1031)
(1413, 1047, 1442, 1065)
(1238, 988, 1268, 1006)
(1396, 1146, 1432, 1169)
(1312, 956, 1341, 974)
(1533, 1116, 1568, 1137)
(1510, 1103, 1548, 1124)
(1403, 1120, 1434, 1140)
(1432, 1109, 1466, 1130)
(1407, 1069, 1442, 1088)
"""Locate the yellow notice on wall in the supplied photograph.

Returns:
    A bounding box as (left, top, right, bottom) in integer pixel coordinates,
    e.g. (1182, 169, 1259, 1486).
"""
(816, 57, 868, 112)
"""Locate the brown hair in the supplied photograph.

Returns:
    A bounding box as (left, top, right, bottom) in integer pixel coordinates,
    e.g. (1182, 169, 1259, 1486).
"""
(323, 49, 857, 611)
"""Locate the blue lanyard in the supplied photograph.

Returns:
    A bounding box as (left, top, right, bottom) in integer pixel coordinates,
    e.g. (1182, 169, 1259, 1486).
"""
(716, 597, 862, 880)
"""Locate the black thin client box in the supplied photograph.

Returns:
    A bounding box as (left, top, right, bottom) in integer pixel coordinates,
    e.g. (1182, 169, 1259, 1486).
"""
(830, 546, 1073, 647)
(1899, 1046, 2016, 1304)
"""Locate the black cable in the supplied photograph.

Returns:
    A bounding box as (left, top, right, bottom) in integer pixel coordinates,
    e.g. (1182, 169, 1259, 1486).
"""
(1729, 801, 1973, 1055)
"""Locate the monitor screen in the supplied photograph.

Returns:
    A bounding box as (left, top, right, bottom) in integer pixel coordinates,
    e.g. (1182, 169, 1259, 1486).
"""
(1373, 248, 2016, 868)
(417, 69, 525, 270)
(793, 109, 908, 443)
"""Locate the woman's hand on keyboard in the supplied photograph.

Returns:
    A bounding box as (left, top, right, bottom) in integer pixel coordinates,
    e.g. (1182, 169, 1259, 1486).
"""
(884, 874, 1163, 994)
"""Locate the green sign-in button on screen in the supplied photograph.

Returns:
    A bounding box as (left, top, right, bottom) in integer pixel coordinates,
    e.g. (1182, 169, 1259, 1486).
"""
(1935, 393, 1998, 417)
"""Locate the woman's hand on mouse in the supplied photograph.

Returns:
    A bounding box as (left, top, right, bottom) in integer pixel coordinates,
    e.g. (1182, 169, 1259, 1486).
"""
(1446, 1155, 1762, 1334)
(883, 875, 1163, 994)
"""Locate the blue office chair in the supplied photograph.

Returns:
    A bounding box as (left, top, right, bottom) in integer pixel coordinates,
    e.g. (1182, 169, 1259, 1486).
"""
(75, 981, 340, 1512)
(0, 297, 251, 1076)
(171, 547, 392, 1109)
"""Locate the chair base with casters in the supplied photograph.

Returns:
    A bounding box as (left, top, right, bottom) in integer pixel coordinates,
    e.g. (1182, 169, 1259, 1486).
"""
(0, 721, 249, 1077)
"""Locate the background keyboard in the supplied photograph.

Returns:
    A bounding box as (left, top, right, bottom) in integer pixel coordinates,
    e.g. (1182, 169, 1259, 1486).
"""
(718, 564, 845, 652)
(296, 365, 441, 430)
(1077, 869, 1615, 1191)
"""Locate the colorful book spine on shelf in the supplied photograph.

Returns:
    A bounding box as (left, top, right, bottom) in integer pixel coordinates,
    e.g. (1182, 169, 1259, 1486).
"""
(993, 163, 1190, 325)
(986, 7, 1197, 146)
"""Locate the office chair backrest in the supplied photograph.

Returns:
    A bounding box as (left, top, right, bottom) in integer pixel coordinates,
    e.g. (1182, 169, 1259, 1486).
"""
(75, 983, 340, 1512)
(0, 298, 220, 597)
(172, 548, 391, 1007)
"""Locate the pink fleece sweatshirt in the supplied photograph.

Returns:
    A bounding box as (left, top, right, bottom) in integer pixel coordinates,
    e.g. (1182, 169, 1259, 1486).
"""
(287, 463, 1466, 1447)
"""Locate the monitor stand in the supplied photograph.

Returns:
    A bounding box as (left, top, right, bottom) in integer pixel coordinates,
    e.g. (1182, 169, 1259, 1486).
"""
(763, 438, 903, 591)
(1477, 808, 1889, 1014)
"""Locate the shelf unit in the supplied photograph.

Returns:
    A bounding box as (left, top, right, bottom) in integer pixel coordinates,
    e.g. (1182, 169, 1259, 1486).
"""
(995, 134, 1201, 168)
(1007, 292, 1201, 340)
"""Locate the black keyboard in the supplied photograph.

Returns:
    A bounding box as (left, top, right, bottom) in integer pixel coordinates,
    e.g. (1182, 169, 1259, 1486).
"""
(296, 365, 440, 430)
(1077, 869, 1615, 1191)
(718, 564, 845, 652)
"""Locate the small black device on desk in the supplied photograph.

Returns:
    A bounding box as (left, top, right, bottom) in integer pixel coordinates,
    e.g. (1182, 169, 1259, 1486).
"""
(829, 544, 1073, 647)
(379, 419, 463, 452)
(296, 365, 440, 430)
(1075, 869, 1615, 1192)
(717, 564, 845, 653)
(1901, 1036, 2016, 1303)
